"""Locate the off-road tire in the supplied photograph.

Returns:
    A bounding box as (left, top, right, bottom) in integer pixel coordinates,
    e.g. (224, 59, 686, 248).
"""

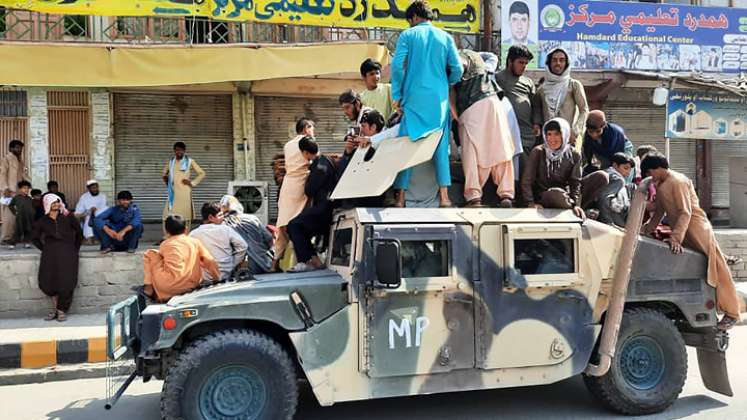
(583, 307, 687, 415)
(160, 329, 298, 420)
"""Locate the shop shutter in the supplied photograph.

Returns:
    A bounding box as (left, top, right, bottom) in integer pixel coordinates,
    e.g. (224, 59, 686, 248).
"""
(114, 93, 234, 221)
(711, 142, 747, 208)
(254, 96, 351, 223)
(603, 103, 696, 180)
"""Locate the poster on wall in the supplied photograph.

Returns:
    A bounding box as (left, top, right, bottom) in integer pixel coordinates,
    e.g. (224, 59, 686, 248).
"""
(666, 90, 747, 141)
(501, 0, 747, 72)
(0, 0, 480, 33)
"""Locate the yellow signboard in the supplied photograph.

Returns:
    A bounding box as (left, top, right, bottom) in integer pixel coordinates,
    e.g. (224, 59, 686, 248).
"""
(0, 0, 480, 33)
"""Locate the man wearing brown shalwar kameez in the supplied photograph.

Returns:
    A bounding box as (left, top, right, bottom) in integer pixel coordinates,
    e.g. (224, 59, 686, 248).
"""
(33, 194, 82, 322)
(642, 153, 743, 330)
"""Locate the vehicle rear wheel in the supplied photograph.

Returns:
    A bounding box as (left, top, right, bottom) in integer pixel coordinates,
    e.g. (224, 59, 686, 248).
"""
(583, 307, 687, 415)
(161, 329, 297, 420)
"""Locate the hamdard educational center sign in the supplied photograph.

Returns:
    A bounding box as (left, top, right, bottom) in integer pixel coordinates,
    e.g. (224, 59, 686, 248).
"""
(501, 0, 747, 72)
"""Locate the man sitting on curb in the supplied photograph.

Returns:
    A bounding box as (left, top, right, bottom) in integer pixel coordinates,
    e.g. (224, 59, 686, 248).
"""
(94, 190, 143, 254)
(144, 214, 220, 302)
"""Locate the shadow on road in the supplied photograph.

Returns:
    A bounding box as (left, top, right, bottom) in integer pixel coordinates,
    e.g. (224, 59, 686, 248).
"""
(45, 393, 161, 420)
(39, 375, 727, 420)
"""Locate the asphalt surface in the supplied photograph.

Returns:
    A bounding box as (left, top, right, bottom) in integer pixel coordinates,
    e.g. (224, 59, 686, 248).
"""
(1, 326, 746, 420)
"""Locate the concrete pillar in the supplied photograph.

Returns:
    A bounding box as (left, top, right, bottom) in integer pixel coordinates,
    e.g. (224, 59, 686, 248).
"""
(28, 88, 49, 189)
(90, 91, 115, 200)
(232, 92, 256, 181)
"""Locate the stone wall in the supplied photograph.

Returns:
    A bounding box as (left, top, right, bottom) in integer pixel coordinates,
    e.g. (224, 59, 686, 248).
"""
(715, 230, 747, 280)
(0, 251, 143, 319)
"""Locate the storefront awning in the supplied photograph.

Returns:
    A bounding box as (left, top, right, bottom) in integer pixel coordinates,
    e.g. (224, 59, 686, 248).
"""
(0, 42, 390, 87)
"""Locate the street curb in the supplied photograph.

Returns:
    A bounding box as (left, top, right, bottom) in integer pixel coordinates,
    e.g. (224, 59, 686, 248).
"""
(0, 336, 107, 369)
(0, 361, 134, 386)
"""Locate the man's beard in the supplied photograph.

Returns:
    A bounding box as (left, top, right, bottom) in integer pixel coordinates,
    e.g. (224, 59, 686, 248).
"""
(90, 191, 99, 196)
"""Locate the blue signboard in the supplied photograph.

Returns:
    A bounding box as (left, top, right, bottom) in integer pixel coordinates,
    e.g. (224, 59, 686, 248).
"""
(501, 0, 747, 72)
(666, 90, 747, 140)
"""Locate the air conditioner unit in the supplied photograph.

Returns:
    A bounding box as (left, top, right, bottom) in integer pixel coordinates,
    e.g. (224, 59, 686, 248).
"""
(227, 181, 269, 225)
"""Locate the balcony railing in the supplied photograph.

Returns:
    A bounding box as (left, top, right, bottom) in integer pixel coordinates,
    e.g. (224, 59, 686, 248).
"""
(0, 7, 489, 50)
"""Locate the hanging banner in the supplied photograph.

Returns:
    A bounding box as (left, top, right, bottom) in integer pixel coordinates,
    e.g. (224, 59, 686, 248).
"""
(0, 0, 480, 33)
(501, 0, 747, 72)
(666, 90, 747, 141)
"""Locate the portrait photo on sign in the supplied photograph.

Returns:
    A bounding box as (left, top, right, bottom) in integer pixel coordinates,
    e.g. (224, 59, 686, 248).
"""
(502, 0, 538, 46)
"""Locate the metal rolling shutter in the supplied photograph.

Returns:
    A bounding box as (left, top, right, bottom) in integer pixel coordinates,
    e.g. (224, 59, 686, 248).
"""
(254, 96, 350, 223)
(114, 93, 234, 221)
(711, 142, 747, 208)
(603, 103, 696, 180)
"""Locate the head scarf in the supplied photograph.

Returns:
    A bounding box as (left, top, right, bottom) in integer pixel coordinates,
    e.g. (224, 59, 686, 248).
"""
(220, 195, 244, 214)
(542, 118, 573, 174)
(459, 49, 487, 81)
(43, 193, 69, 216)
(542, 48, 572, 119)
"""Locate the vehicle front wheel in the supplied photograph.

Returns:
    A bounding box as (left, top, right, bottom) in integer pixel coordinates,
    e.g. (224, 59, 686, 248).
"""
(161, 329, 298, 420)
(583, 307, 687, 415)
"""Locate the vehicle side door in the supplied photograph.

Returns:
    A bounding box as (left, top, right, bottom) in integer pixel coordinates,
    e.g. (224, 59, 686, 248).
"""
(476, 223, 596, 370)
(361, 224, 475, 378)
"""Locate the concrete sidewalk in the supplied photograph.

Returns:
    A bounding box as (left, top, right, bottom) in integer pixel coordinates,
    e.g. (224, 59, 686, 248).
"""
(0, 313, 107, 370)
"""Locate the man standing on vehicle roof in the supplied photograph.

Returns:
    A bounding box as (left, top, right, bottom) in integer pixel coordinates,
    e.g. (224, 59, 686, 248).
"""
(389, 0, 463, 208)
(533, 47, 589, 148)
(641, 153, 743, 330)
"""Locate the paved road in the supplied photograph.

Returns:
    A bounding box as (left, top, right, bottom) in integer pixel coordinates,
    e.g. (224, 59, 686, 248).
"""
(2, 326, 746, 420)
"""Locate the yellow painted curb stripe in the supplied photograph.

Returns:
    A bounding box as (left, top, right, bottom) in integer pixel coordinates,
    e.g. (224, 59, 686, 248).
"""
(87, 337, 107, 363)
(20, 341, 56, 369)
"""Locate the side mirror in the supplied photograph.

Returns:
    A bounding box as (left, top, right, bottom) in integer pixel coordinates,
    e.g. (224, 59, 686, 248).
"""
(375, 241, 401, 289)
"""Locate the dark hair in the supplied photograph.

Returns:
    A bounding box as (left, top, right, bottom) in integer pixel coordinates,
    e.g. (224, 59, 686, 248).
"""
(173, 141, 186, 151)
(507, 45, 534, 64)
(360, 58, 382, 77)
(47, 181, 59, 188)
(360, 110, 386, 133)
(164, 215, 187, 236)
(640, 152, 669, 175)
(8, 140, 23, 149)
(117, 190, 133, 200)
(295, 117, 314, 135)
(201, 201, 221, 221)
(636, 144, 658, 159)
(17, 180, 31, 189)
(338, 89, 360, 105)
(509, 1, 530, 17)
(611, 152, 634, 167)
(31, 189, 42, 197)
(545, 49, 569, 71)
(298, 136, 319, 155)
(405, 1, 434, 21)
(544, 120, 562, 134)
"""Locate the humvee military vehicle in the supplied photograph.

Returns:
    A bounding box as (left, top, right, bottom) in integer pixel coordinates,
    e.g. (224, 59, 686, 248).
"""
(106, 193, 737, 419)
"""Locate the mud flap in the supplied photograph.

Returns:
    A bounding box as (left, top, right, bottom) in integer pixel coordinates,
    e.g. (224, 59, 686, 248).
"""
(683, 330, 733, 397)
(696, 348, 733, 397)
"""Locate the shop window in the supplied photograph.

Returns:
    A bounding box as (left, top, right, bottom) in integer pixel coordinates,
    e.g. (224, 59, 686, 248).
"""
(401, 240, 450, 278)
(0, 90, 27, 117)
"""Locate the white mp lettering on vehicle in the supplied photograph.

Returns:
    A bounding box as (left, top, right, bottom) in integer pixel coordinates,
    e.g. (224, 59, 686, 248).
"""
(388, 316, 430, 349)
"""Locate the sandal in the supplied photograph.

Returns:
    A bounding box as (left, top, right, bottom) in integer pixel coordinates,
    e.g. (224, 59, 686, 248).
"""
(56, 311, 67, 322)
(717, 315, 738, 331)
(726, 255, 743, 266)
(44, 311, 57, 321)
(464, 199, 484, 208)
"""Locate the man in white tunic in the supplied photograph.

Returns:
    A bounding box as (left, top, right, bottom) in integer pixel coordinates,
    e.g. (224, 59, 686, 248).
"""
(190, 202, 248, 281)
(74, 180, 108, 245)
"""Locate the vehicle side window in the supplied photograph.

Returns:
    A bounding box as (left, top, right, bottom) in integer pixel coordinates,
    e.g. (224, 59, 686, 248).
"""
(331, 228, 353, 267)
(400, 240, 450, 278)
(514, 238, 575, 275)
